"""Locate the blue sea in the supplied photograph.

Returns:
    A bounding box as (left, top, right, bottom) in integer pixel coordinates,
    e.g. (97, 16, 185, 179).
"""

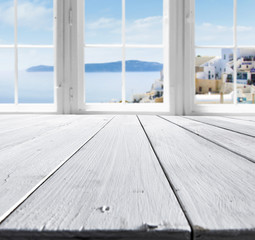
(0, 71, 161, 103)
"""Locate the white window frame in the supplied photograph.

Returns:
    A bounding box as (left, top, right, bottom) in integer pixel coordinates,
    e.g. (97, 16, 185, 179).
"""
(4, 0, 253, 115)
(0, 0, 57, 113)
(185, 0, 255, 115)
(74, 0, 170, 114)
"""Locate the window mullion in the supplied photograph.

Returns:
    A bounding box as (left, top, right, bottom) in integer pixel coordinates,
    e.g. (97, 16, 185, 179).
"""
(163, 0, 170, 112)
(233, 0, 237, 105)
(122, 0, 126, 104)
(14, 0, 18, 105)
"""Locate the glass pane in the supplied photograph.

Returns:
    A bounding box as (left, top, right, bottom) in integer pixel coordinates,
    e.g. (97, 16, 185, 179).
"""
(195, 48, 234, 104)
(85, 0, 122, 44)
(18, 48, 54, 103)
(0, 0, 14, 44)
(18, 0, 53, 45)
(126, 48, 163, 103)
(126, 0, 163, 44)
(236, 48, 255, 104)
(237, 0, 255, 46)
(85, 48, 122, 103)
(195, 0, 233, 46)
(0, 49, 14, 103)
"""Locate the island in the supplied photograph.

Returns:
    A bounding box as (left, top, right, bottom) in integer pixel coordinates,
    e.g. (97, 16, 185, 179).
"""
(26, 60, 163, 72)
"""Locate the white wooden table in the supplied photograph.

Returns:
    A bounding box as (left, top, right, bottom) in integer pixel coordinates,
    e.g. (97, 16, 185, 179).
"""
(0, 115, 254, 240)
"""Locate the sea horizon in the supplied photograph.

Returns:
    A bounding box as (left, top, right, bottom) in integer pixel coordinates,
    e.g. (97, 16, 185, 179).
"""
(0, 71, 162, 104)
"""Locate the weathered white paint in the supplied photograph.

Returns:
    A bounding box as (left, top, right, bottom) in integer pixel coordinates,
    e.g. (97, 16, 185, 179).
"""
(139, 115, 255, 240)
(185, 116, 255, 137)
(161, 116, 255, 163)
(224, 116, 255, 122)
(0, 115, 113, 222)
(0, 116, 190, 240)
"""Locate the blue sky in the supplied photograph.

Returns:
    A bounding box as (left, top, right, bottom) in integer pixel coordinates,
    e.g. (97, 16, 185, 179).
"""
(0, 0, 54, 70)
(0, 0, 53, 45)
(85, 0, 162, 44)
(85, 0, 162, 22)
(196, 0, 255, 56)
(85, 0, 163, 63)
(1, 0, 254, 69)
(0, 0, 163, 69)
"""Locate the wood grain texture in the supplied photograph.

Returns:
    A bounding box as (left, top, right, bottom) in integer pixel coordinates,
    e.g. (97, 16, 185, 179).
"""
(161, 116, 255, 163)
(0, 115, 85, 149)
(223, 116, 255, 123)
(139, 115, 255, 240)
(0, 115, 48, 133)
(185, 116, 255, 137)
(0, 115, 113, 220)
(0, 116, 190, 240)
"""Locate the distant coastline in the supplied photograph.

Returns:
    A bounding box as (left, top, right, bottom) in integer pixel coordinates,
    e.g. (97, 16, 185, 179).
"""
(26, 60, 163, 72)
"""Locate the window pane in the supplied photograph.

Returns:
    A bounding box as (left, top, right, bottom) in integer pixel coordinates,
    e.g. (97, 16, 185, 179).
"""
(195, 0, 233, 46)
(18, 0, 53, 45)
(0, 0, 14, 44)
(195, 48, 234, 104)
(126, 0, 163, 44)
(18, 48, 54, 103)
(85, 0, 122, 44)
(126, 48, 163, 103)
(236, 48, 255, 104)
(85, 48, 122, 103)
(0, 49, 14, 103)
(237, 0, 255, 46)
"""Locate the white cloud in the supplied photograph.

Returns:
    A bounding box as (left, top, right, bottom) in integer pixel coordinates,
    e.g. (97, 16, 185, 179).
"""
(202, 22, 212, 27)
(85, 15, 163, 45)
(237, 26, 253, 32)
(196, 22, 255, 45)
(0, 0, 52, 31)
(0, 1, 14, 26)
(84, 16, 163, 62)
(126, 16, 162, 44)
(216, 25, 228, 32)
(85, 17, 121, 44)
(86, 18, 121, 30)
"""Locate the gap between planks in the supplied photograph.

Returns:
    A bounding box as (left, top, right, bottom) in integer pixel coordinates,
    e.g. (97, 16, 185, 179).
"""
(0, 116, 115, 225)
(184, 116, 255, 138)
(137, 115, 195, 240)
(139, 115, 255, 240)
(158, 116, 255, 164)
(0, 115, 190, 240)
(222, 116, 255, 123)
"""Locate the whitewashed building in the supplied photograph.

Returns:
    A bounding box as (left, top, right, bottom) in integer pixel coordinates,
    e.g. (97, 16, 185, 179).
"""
(197, 48, 255, 85)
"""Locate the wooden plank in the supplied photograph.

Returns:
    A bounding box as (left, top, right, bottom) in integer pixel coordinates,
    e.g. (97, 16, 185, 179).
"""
(0, 115, 113, 221)
(185, 116, 255, 137)
(161, 116, 255, 163)
(0, 114, 39, 121)
(223, 116, 255, 123)
(0, 115, 92, 150)
(139, 115, 255, 240)
(0, 116, 191, 240)
(0, 115, 47, 132)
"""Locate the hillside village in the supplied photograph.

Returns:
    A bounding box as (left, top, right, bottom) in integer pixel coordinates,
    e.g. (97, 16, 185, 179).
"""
(132, 71, 164, 103)
(133, 48, 255, 104)
(195, 48, 255, 104)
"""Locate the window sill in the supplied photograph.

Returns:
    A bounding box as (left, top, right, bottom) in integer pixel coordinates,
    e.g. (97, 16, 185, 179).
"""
(191, 104, 255, 115)
(79, 103, 170, 114)
(0, 104, 57, 114)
